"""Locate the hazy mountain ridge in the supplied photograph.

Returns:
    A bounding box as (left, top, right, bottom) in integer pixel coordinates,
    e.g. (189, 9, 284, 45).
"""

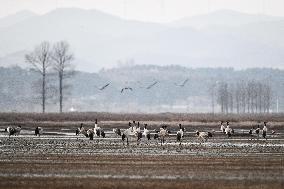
(0, 8, 283, 71)
(170, 9, 284, 29)
(0, 10, 37, 28)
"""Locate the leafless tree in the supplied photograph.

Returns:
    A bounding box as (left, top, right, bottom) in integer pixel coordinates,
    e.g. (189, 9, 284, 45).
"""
(51, 41, 74, 113)
(208, 81, 217, 114)
(215, 80, 272, 114)
(25, 41, 51, 113)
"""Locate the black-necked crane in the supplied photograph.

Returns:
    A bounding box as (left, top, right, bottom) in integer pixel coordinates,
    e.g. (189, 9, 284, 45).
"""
(255, 124, 260, 139)
(176, 124, 184, 145)
(113, 128, 122, 136)
(99, 83, 110, 90)
(122, 122, 134, 145)
(220, 121, 225, 134)
(262, 122, 268, 140)
(174, 78, 189, 87)
(225, 121, 232, 138)
(76, 123, 93, 140)
(146, 81, 158, 89)
(159, 125, 168, 146)
(135, 122, 143, 143)
(121, 87, 133, 93)
(6, 125, 21, 137)
(35, 127, 43, 137)
(143, 124, 151, 141)
(94, 119, 102, 137)
(196, 130, 213, 142)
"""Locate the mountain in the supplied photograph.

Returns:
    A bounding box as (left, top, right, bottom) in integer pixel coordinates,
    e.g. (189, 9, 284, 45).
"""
(0, 8, 283, 71)
(0, 10, 36, 28)
(0, 8, 168, 71)
(170, 9, 284, 29)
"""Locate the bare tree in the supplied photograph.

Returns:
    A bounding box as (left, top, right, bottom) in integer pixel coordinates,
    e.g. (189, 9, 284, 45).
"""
(51, 41, 74, 113)
(25, 41, 51, 113)
(208, 81, 217, 114)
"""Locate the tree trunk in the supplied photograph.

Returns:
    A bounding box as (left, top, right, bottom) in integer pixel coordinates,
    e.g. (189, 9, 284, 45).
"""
(42, 64, 46, 113)
(59, 71, 63, 113)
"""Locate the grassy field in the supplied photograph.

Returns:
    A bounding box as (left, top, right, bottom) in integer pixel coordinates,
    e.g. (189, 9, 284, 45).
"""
(0, 112, 284, 122)
(0, 112, 283, 189)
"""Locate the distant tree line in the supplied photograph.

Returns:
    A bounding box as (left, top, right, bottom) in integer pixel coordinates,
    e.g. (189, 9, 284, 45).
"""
(25, 41, 74, 113)
(215, 81, 272, 114)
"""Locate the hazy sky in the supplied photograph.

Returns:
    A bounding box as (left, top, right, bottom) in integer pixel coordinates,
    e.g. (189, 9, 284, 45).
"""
(0, 0, 284, 22)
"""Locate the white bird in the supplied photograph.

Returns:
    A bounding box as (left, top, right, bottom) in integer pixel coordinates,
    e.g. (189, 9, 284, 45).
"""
(176, 124, 184, 145)
(6, 125, 21, 137)
(225, 122, 232, 137)
(196, 130, 213, 142)
(262, 122, 268, 139)
(135, 122, 143, 142)
(35, 127, 43, 137)
(220, 121, 225, 133)
(143, 124, 151, 141)
(255, 125, 260, 138)
(122, 122, 135, 145)
(75, 123, 93, 140)
(113, 128, 122, 136)
(87, 129, 94, 140)
(159, 125, 169, 145)
(94, 119, 102, 137)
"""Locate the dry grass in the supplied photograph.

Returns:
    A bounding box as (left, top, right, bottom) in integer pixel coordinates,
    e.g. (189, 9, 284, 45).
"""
(0, 154, 283, 189)
(0, 112, 283, 122)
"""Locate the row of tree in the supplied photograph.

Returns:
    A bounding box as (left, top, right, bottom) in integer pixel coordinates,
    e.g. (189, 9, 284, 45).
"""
(214, 81, 272, 114)
(25, 41, 74, 113)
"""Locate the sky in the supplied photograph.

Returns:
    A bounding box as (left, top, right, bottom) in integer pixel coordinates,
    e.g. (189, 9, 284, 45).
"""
(0, 0, 284, 22)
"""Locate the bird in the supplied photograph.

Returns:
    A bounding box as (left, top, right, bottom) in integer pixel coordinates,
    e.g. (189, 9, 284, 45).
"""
(76, 123, 88, 138)
(153, 129, 159, 140)
(220, 121, 225, 134)
(176, 124, 184, 145)
(101, 130, 106, 138)
(146, 81, 158, 89)
(143, 124, 151, 141)
(35, 127, 43, 137)
(159, 125, 169, 146)
(113, 128, 122, 136)
(262, 122, 268, 139)
(196, 130, 213, 142)
(255, 125, 260, 138)
(225, 121, 232, 138)
(87, 129, 94, 140)
(122, 122, 135, 145)
(121, 87, 133, 93)
(134, 122, 143, 143)
(94, 119, 102, 137)
(249, 128, 253, 135)
(76, 123, 94, 140)
(174, 78, 189, 87)
(122, 122, 131, 144)
(6, 125, 21, 137)
(99, 83, 110, 90)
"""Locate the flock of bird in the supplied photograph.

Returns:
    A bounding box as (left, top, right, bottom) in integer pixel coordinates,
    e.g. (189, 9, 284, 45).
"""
(95, 78, 189, 93)
(3, 120, 273, 146)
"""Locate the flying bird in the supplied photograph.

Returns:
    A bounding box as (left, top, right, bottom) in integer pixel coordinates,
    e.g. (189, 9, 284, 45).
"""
(146, 81, 158, 89)
(121, 87, 133, 93)
(174, 78, 189, 87)
(99, 83, 110, 90)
